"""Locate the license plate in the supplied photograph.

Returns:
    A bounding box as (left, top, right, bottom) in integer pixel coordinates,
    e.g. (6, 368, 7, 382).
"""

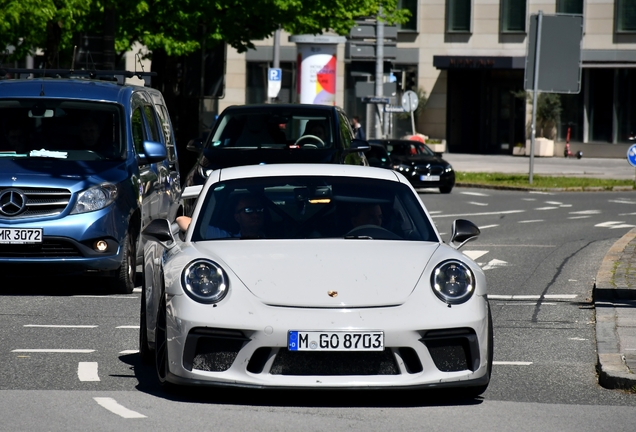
(420, 175, 440, 181)
(288, 331, 384, 351)
(0, 228, 43, 244)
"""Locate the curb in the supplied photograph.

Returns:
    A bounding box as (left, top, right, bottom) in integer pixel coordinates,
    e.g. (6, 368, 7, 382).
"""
(594, 227, 636, 390)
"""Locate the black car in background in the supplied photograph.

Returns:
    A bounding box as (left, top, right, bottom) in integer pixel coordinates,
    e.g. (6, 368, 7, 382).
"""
(184, 104, 369, 191)
(369, 139, 455, 193)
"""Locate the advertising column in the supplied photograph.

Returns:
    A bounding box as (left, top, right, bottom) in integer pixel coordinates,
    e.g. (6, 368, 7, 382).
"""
(289, 35, 346, 106)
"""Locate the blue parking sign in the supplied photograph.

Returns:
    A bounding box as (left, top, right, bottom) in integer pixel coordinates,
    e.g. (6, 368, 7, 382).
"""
(268, 68, 282, 82)
(628, 144, 636, 168)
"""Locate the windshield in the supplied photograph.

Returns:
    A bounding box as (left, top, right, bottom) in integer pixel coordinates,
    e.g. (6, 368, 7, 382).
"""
(207, 108, 334, 150)
(0, 99, 124, 161)
(191, 175, 438, 242)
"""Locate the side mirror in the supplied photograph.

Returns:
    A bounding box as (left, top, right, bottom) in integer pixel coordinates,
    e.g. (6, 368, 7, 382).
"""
(187, 138, 204, 153)
(449, 219, 480, 249)
(351, 138, 371, 152)
(142, 218, 177, 249)
(138, 140, 167, 164)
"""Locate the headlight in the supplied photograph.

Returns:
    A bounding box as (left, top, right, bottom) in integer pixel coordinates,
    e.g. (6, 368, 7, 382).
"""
(70, 184, 117, 214)
(431, 260, 475, 305)
(444, 165, 453, 172)
(182, 259, 229, 304)
(393, 164, 410, 172)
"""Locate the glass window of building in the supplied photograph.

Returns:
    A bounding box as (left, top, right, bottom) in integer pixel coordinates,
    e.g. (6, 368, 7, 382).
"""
(617, 0, 636, 32)
(500, 0, 527, 33)
(398, 0, 418, 31)
(556, 0, 583, 15)
(446, 0, 471, 33)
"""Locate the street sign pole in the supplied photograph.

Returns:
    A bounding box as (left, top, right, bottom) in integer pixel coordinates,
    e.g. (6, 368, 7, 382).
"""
(627, 144, 636, 185)
(529, 10, 543, 185)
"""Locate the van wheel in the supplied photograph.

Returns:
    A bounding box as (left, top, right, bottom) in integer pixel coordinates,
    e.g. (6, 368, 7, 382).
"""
(115, 232, 136, 294)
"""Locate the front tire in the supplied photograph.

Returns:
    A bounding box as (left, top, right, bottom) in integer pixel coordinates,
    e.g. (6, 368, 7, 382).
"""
(114, 232, 136, 294)
(155, 289, 173, 389)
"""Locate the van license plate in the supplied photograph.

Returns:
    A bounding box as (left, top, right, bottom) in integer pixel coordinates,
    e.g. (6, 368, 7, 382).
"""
(288, 331, 384, 351)
(0, 228, 43, 244)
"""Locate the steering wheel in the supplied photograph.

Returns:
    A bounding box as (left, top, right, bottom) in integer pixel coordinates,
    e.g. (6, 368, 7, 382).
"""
(294, 135, 325, 148)
(345, 224, 402, 240)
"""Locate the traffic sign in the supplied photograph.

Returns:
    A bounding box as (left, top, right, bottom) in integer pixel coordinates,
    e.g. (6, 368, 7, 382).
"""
(401, 90, 418, 112)
(384, 105, 405, 113)
(268, 68, 282, 98)
(362, 96, 390, 104)
(628, 144, 636, 168)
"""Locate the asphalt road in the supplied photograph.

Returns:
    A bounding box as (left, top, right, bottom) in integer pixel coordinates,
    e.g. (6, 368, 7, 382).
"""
(1, 187, 635, 431)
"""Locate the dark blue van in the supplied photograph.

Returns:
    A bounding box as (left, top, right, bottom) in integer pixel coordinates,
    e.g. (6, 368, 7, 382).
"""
(0, 71, 182, 293)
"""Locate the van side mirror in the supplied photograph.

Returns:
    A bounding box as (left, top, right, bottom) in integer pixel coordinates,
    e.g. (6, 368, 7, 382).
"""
(138, 140, 167, 164)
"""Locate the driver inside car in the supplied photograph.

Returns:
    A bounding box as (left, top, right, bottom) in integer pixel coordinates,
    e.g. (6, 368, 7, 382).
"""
(350, 203, 383, 228)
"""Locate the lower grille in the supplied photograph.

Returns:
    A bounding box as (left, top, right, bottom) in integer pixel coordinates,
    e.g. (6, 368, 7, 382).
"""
(421, 328, 480, 372)
(0, 239, 81, 257)
(270, 349, 399, 376)
(183, 328, 248, 372)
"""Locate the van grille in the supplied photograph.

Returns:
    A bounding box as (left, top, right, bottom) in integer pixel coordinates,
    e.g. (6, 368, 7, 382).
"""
(0, 187, 71, 219)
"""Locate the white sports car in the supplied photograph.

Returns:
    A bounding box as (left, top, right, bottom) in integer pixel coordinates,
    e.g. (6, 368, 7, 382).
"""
(140, 163, 492, 396)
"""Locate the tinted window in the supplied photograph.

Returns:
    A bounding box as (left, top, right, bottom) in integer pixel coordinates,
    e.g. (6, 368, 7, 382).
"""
(192, 175, 437, 242)
(0, 99, 124, 161)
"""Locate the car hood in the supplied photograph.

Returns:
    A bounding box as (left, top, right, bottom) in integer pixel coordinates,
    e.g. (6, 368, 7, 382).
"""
(189, 240, 440, 308)
(0, 159, 129, 190)
(201, 148, 340, 169)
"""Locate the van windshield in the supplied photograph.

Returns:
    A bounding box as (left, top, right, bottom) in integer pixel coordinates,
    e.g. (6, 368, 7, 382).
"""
(0, 100, 124, 161)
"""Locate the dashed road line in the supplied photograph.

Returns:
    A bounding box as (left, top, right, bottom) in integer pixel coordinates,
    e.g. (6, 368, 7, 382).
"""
(535, 206, 559, 210)
(518, 219, 544, 223)
(24, 325, 97, 328)
(93, 397, 146, 419)
(568, 216, 591, 219)
(430, 210, 524, 218)
(570, 210, 601, 215)
(78, 362, 100, 381)
(468, 201, 489, 206)
(11, 349, 95, 353)
(120, 350, 139, 354)
(494, 361, 533, 365)
(478, 224, 499, 229)
(116, 326, 140, 329)
(461, 191, 490, 196)
(489, 294, 577, 301)
(595, 221, 636, 229)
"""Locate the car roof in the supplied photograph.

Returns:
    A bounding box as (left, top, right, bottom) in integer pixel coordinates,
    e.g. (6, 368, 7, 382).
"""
(213, 163, 402, 183)
(0, 78, 143, 103)
(221, 104, 341, 113)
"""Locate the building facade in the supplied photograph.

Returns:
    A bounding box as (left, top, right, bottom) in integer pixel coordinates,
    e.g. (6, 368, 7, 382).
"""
(216, 1, 636, 158)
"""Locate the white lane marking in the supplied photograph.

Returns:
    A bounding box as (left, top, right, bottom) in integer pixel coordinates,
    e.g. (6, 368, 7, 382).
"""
(494, 361, 533, 365)
(116, 326, 140, 329)
(78, 362, 100, 381)
(479, 224, 499, 229)
(133, 287, 142, 293)
(619, 212, 636, 216)
(518, 219, 544, 223)
(569, 337, 587, 341)
(595, 221, 636, 229)
(431, 210, 524, 218)
(545, 201, 563, 205)
(461, 191, 489, 196)
(74, 296, 137, 299)
(489, 294, 577, 300)
(428, 210, 443, 214)
(529, 191, 554, 195)
(568, 216, 591, 219)
(495, 302, 557, 306)
(12, 349, 95, 353)
(570, 210, 601, 214)
(522, 198, 537, 201)
(468, 201, 489, 206)
(481, 259, 508, 270)
(93, 398, 147, 419)
(24, 325, 97, 328)
(120, 350, 139, 354)
(463, 250, 489, 260)
(609, 199, 636, 205)
(544, 294, 578, 299)
(535, 206, 559, 210)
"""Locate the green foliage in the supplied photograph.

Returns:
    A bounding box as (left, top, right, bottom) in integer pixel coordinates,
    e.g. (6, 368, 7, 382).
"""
(1, 0, 410, 64)
(455, 172, 634, 190)
(513, 90, 562, 139)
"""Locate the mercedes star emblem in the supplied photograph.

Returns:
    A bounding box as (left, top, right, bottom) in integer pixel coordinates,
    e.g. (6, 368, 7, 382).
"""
(0, 189, 27, 217)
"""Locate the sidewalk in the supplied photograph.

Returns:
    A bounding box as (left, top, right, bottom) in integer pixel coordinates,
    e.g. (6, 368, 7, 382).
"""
(443, 153, 636, 390)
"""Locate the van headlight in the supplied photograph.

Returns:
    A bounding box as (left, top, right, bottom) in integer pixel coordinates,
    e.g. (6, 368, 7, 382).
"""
(70, 184, 118, 214)
(431, 260, 475, 305)
(182, 259, 229, 304)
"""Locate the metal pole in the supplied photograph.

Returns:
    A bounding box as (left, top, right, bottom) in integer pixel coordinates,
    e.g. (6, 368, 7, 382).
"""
(530, 10, 543, 185)
(375, 6, 384, 139)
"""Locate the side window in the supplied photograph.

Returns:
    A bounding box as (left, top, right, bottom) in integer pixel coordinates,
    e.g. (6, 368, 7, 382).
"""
(338, 111, 354, 148)
(142, 104, 161, 143)
(156, 104, 176, 163)
(131, 107, 145, 155)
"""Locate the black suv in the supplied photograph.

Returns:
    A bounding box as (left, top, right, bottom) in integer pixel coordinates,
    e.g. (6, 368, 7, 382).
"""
(183, 104, 369, 200)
